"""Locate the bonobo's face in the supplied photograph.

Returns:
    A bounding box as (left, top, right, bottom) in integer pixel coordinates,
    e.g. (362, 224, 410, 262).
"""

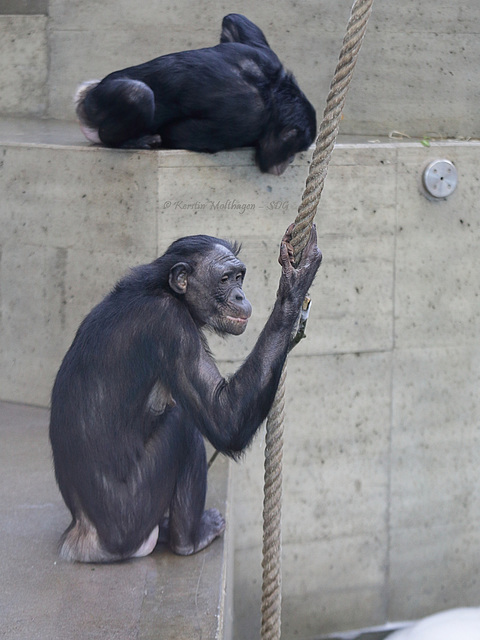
(186, 244, 252, 336)
(203, 244, 252, 335)
(256, 89, 317, 175)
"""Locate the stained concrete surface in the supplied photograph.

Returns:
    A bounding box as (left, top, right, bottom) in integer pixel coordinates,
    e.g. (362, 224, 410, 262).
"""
(0, 401, 232, 640)
(0, 117, 90, 146)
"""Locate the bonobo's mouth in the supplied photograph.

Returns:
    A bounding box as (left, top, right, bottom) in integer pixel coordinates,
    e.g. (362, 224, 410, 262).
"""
(222, 314, 250, 336)
(226, 315, 249, 327)
(268, 155, 295, 176)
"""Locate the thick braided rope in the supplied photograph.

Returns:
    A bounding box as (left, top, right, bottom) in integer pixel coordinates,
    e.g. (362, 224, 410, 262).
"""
(261, 2, 374, 638)
(261, 361, 286, 639)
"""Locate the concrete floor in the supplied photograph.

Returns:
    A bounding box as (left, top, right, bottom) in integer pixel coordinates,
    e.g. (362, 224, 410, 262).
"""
(0, 400, 231, 640)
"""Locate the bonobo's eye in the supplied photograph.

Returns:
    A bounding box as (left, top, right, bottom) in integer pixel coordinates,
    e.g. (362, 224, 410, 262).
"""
(221, 268, 245, 285)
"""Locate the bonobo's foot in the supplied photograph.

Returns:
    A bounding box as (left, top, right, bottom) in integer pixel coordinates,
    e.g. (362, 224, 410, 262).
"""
(120, 134, 162, 149)
(196, 508, 226, 551)
(171, 509, 226, 556)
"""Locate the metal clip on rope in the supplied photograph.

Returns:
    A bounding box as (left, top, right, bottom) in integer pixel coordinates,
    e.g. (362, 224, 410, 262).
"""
(290, 295, 312, 349)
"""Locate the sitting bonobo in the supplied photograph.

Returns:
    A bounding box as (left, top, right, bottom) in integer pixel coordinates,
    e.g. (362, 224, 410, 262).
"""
(49, 225, 321, 562)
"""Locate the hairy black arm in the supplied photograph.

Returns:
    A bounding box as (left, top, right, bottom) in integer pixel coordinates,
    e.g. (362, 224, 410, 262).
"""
(167, 226, 322, 455)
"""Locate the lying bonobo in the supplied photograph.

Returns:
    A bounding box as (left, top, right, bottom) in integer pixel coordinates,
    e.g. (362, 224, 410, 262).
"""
(75, 13, 316, 175)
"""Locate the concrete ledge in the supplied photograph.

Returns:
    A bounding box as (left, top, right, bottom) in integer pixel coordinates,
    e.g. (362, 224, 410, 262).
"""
(0, 0, 48, 15)
(0, 400, 233, 640)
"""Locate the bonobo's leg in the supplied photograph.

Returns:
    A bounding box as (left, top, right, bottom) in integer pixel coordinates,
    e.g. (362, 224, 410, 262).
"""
(220, 13, 270, 49)
(85, 78, 158, 148)
(60, 510, 160, 563)
(168, 425, 225, 555)
(59, 413, 183, 563)
(160, 119, 231, 153)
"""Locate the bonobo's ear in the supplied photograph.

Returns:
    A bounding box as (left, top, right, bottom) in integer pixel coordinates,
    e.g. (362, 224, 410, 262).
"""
(280, 127, 298, 142)
(169, 262, 189, 295)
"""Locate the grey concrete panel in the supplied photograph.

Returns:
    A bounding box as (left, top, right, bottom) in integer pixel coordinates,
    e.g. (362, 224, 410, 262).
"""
(0, 16, 47, 116)
(282, 353, 391, 542)
(282, 584, 387, 640)
(391, 346, 480, 530)
(0, 244, 66, 404)
(0, 116, 91, 146)
(0, 140, 160, 404)
(388, 523, 480, 622)
(234, 535, 387, 640)
(395, 143, 480, 349)
(344, 29, 480, 137)
(0, 145, 159, 255)
(233, 352, 392, 552)
(2, 1, 480, 136)
(0, 0, 48, 14)
(232, 545, 263, 640)
(281, 534, 387, 636)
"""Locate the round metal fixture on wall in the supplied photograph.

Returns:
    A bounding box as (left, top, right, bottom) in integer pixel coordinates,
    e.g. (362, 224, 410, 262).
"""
(422, 159, 458, 198)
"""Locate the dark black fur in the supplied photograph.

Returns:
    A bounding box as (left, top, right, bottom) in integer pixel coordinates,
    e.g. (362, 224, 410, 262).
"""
(75, 14, 316, 175)
(49, 229, 321, 562)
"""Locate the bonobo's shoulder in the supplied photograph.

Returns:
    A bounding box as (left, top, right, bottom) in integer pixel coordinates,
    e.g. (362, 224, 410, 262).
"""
(110, 269, 193, 323)
(214, 42, 282, 72)
(113, 262, 166, 296)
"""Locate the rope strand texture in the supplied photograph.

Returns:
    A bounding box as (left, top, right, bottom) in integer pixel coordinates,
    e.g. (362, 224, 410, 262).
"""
(292, 0, 374, 257)
(261, 2, 374, 638)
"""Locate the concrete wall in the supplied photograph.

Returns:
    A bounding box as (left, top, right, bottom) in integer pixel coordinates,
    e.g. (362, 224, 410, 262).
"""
(232, 140, 480, 638)
(1, 1, 480, 137)
(1, 0, 480, 638)
(1, 131, 480, 638)
(0, 12, 48, 116)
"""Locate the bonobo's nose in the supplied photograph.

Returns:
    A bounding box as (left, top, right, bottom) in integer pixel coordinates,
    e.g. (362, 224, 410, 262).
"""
(239, 298, 253, 319)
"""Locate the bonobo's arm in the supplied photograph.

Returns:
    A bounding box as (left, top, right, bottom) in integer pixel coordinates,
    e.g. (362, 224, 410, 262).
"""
(173, 225, 322, 455)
